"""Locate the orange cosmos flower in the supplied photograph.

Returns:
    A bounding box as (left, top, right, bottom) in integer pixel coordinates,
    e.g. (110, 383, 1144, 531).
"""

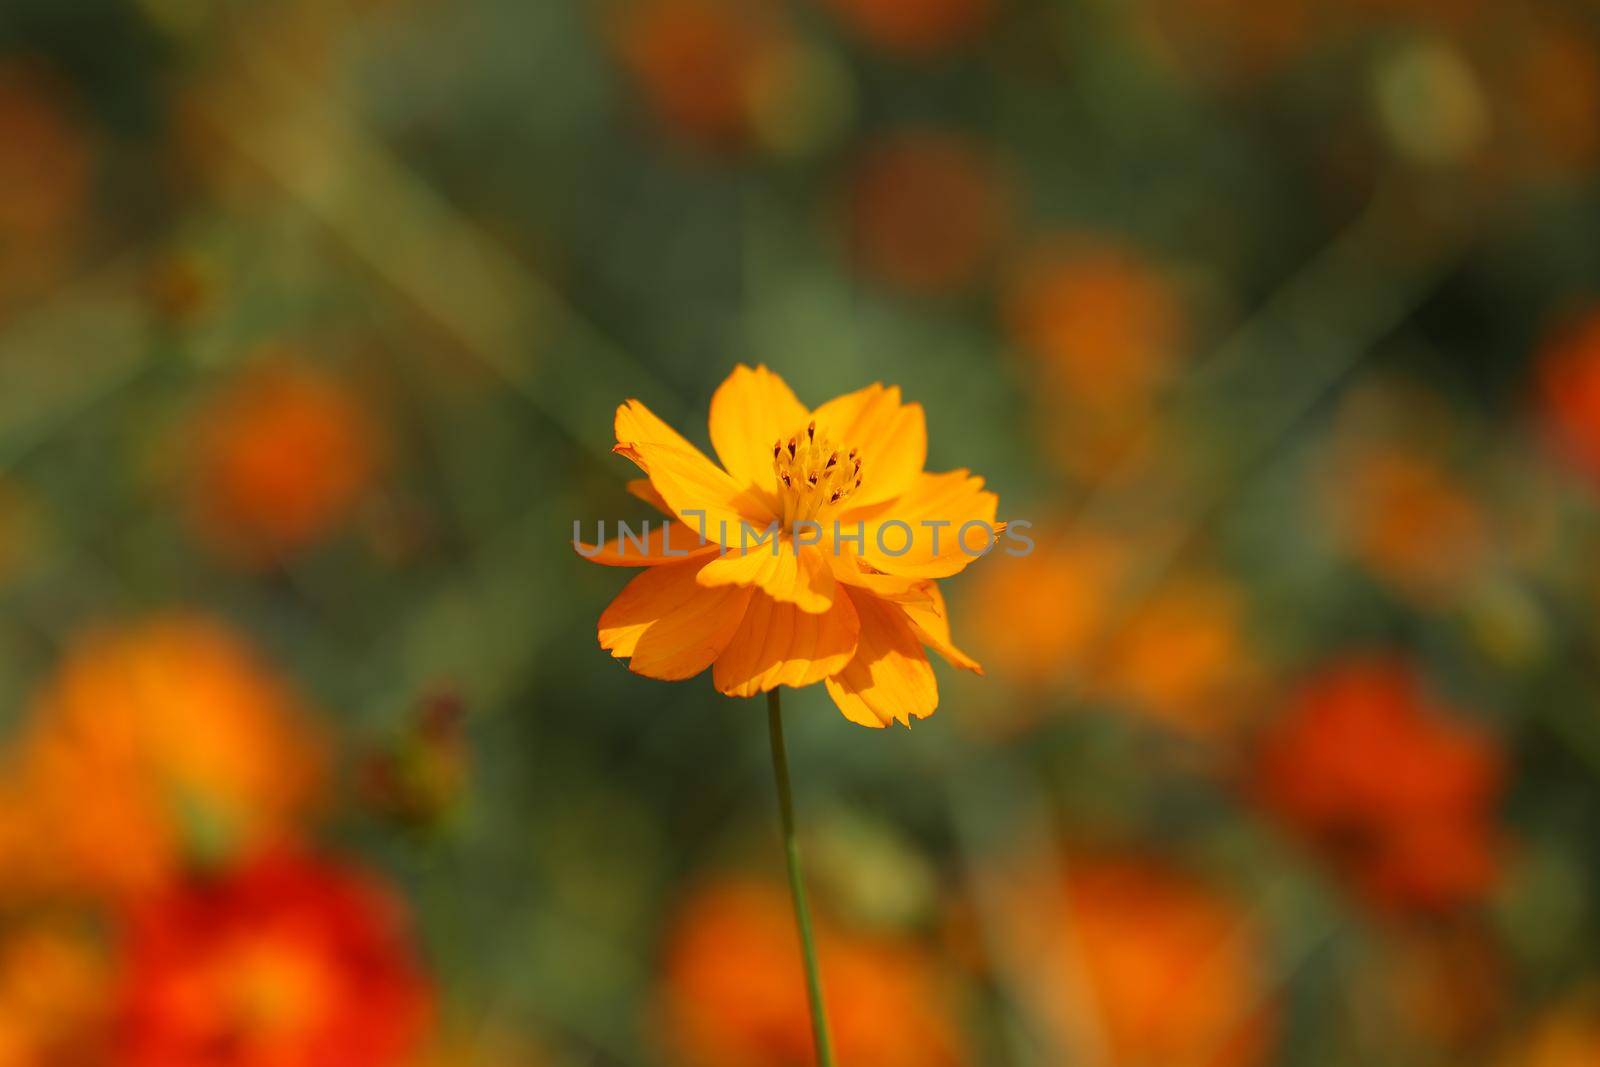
(188, 355, 382, 568)
(580, 365, 996, 727)
(117, 849, 433, 1067)
(993, 857, 1274, 1067)
(0, 615, 326, 903)
(659, 877, 966, 1067)
(1255, 656, 1504, 914)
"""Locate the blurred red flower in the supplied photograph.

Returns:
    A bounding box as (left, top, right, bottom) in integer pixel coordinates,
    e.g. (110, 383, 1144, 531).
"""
(117, 850, 432, 1067)
(659, 877, 966, 1067)
(1537, 309, 1600, 491)
(1255, 657, 1504, 914)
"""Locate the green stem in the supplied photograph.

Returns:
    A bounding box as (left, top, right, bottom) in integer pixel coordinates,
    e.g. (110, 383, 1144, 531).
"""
(766, 689, 836, 1067)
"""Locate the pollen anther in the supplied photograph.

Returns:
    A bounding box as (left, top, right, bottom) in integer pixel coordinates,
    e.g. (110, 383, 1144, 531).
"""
(771, 421, 863, 524)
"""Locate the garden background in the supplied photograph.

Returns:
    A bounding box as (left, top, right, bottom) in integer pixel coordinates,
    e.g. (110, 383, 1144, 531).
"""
(2, 0, 1600, 1065)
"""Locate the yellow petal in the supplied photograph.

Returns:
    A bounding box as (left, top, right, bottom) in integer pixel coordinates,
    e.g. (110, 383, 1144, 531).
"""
(824, 587, 938, 728)
(626, 478, 674, 517)
(713, 586, 860, 697)
(902, 583, 983, 674)
(614, 400, 774, 548)
(576, 521, 716, 566)
(709, 364, 808, 497)
(825, 543, 936, 603)
(695, 541, 836, 614)
(810, 384, 926, 508)
(598, 558, 753, 680)
(848, 469, 1000, 579)
(615, 396, 700, 455)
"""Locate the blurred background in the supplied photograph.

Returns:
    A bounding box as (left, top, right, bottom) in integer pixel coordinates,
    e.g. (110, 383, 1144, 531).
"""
(1, 0, 1600, 1064)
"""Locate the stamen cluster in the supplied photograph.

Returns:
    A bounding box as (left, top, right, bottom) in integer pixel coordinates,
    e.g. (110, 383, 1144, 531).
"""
(772, 420, 863, 524)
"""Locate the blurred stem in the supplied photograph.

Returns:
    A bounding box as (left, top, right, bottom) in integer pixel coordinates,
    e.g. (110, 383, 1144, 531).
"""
(766, 690, 836, 1067)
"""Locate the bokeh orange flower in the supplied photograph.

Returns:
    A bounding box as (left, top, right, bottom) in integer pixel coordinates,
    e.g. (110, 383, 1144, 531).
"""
(1255, 656, 1504, 914)
(995, 856, 1274, 1067)
(0, 615, 326, 902)
(580, 364, 997, 727)
(812, 0, 992, 56)
(1006, 237, 1186, 412)
(611, 0, 803, 154)
(1494, 10, 1600, 180)
(659, 877, 966, 1067)
(0, 921, 111, 1067)
(188, 355, 382, 568)
(1325, 443, 1489, 605)
(968, 530, 1127, 700)
(969, 535, 1261, 738)
(117, 849, 433, 1067)
(1004, 237, 1188, 483)
(1095, 571, 1263, 738)
(844, 132, 1010, 297)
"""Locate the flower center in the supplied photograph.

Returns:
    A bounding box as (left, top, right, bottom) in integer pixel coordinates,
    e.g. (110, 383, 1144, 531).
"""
(772, 420, 862, 526)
